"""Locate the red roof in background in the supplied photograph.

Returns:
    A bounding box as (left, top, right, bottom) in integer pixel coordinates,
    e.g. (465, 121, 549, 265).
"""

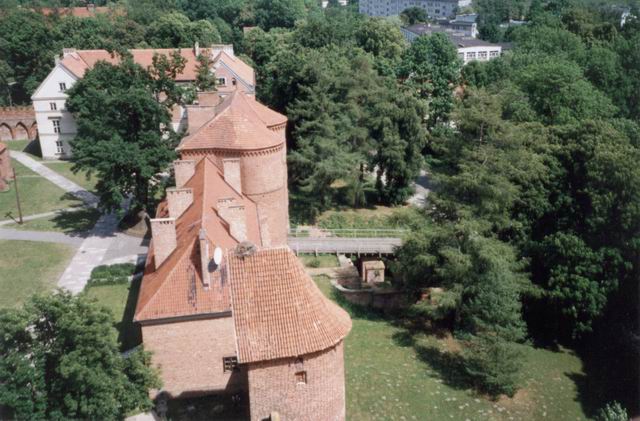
(38, 6, 120, 18)
(228, 247, 352, 363)
(58, 48, 255, 84)
(178, 91, 284, 151)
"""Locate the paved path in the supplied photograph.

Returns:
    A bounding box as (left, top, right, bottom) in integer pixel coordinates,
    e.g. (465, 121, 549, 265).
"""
(288, 236, 402, 255)
(10, 151, 131, 294)
(0, 228, 84, 246)
(11, 151, 97, 205)
(0, 207, 82, 226)
(407, 169, 433, 208)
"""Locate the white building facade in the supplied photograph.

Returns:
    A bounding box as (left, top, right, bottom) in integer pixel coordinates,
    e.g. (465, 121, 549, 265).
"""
(31, 45, 255, 160)
(401, 24, 503, 64)
(359, 0, 470, 18)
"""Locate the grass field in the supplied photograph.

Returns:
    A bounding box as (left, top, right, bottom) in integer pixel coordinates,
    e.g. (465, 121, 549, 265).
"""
(6, 207, 101, 234)
(299, 254, 339, 268)
(312, 276, 590, 421)
(0, 240, 75, 308)
(0, 159, 84, 220)
(84, 277, 142, 351)
(43, 161, 97, 192)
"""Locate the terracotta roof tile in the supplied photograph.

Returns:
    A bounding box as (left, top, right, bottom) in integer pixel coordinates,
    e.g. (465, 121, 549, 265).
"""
(178, 91, 284, 152)
(135, 157, 263, 321)
(227, 247, 352, 364)
(58, 48, 254, 84)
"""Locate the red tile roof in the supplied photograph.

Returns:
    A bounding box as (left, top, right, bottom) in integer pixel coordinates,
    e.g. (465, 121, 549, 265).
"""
(59, 48, 255, 84)
(227, 247, 352, 364)
(213, 51, 256, 87)
(38, 6, 119, 18)
(135, 157, 263, 321)
(178, 91, 284, 152)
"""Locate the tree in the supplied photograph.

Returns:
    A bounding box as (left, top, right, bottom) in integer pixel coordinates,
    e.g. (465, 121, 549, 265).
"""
(595, 402, 629, 421)
(255, 0, 306, 30)
(145, 12, 221, 48)
(0, 291, 160, 420)
(398, 32, 461, 129)
(354, 18, 406, 63)
(66, 54, 181, 213)
(400, 7, 428, 26)
(194, 53, 217, 91)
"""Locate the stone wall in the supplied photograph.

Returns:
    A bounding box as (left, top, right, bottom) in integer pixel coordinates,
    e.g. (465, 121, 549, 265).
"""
(0, 106, 37, 141)
(247, 343, 346, 421)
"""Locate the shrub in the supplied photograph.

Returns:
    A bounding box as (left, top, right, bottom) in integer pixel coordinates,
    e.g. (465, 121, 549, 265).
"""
(461, 333, 523, 398)
(307, 258, 322, 268)
(88, 263, 137, 286)
(595, 402, 629, 421)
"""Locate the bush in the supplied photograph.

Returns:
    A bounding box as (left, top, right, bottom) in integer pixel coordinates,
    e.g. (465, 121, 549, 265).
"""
(307, 258, 321, 268)
(88, 263, 137, 286)
(595, 402, 629, 421)
(461, 333, 523, 398)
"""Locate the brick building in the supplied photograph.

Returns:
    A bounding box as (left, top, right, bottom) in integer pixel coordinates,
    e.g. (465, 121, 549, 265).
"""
(0, 141, 12, 192)
(135, 91, 351, 420)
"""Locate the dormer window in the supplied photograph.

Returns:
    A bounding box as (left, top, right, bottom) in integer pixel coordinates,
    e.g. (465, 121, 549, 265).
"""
(59, 82, 67, 92)
(217, 77, 227, 86)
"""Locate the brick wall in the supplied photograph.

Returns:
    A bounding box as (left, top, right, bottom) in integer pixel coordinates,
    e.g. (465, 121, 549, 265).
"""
(150, 218, 177, 267)
(142, 316, 247, 397)
(0, 146, 10, 191)
(174, 160, 196, 188)
(247, 342, 346, 421)
(167, 187, 194, 218)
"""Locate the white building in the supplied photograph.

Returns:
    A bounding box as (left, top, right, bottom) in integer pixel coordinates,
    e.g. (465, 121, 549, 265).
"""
(31, 45, 255, 160)
(359, 0, 471, 18)
(401, 24, 503, 64)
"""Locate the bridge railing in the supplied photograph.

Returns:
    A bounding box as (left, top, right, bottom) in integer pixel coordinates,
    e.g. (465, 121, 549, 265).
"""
(288, 227, 408, 238)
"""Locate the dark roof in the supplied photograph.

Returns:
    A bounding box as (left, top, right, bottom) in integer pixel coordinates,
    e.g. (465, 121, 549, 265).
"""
(403, 25, 500, 48)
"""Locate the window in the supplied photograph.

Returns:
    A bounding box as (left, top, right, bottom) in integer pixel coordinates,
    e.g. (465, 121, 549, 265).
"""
(295, 371, 307, 384)
(217, 77, 227, 86)
(59, 82, 67, 92)
(55, 140, 64, 154)
(52, 119, 61, 134)
(478, 51, 488, 60)
(489, 50, 500, 58)
(50, 102, 57, 111)
(466, 51, 476, 60)
(223, 356, 238, 372)
(457, 52, 464, 60)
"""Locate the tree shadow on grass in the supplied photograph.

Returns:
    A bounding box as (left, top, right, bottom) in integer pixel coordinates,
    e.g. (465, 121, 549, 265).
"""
(116, 275, 143, 351)
(50, 207, 102, 237)
(413, 344, 476, 391)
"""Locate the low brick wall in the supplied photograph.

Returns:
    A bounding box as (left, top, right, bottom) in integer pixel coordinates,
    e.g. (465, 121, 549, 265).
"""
(332, 281, 408, 310)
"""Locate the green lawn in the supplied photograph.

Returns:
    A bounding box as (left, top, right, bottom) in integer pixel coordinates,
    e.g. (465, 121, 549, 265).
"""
(0, 240, 75, 308)
(44, 161, 97, 192)
(84, 277, 142, 351)
(299, 253, 339, 268)
(313, 276, 590, 421)
(0, 159, 84, 220)
(5, 139, 43, 160)
(6, 207, 101, 234)
(4, 139, 31, 152)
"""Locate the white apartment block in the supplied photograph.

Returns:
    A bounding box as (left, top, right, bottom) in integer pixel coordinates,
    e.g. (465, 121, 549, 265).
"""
(359, 0, 471, 18)
(31, 45, 255, 160)
(401, 24, 503, 64)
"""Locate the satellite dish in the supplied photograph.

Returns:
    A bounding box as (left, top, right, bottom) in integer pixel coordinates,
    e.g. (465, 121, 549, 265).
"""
(213, 247, 223, 265)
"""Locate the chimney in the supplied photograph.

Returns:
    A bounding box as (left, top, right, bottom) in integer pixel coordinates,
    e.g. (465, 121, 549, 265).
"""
(173, 159, 195, 188)
(194, 41, 200, 57)
(218, 198, 247, 242)
(166, 187, 193, 218)
(62, 48, 77, 57)
(199, 228, 211, 288)
(150, 218, 177, 268)
(87, 3, 95, 11)
(222, 158, 242, 194)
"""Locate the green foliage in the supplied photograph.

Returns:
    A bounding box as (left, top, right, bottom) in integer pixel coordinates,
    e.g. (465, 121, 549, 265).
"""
(398, 33, 461, 129)
(0, 291, 160, 420)
(66, 55, 180, 212)
(89, 263, 137, 286)
(194, 53, 217, 91)
(400, 6, 428, 25)
(145, 12, 221, 48)
(255, 0, 306, 30)
(595, 401, 629, 421)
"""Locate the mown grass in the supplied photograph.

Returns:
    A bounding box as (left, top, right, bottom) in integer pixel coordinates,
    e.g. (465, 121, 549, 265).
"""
(312, 276, 590, 421)
(44, 161, 97, 193)
(299, 254, 339, 268)
(84, 273, 142, 351)
(6, 207, 101, 234)
(0, 159, 84, 220)
(0, 240, 75, 308)
(317, 206, 422, 231)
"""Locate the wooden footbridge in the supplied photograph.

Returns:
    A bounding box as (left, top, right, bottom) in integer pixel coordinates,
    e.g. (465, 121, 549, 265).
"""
(287, 228, 406, 256)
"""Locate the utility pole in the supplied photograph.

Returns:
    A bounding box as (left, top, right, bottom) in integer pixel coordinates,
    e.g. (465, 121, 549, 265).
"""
(13, 167, 22, 224)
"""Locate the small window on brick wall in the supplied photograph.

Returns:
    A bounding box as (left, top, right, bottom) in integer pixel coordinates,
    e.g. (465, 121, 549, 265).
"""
(223, 356, 238, 372)
(295, 371, 307, 384)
